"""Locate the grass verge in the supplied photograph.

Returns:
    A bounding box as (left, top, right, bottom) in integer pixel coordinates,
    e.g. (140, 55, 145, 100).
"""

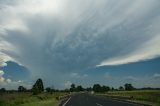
(96, 90, 160, 106)
(0, 92, 65, 106)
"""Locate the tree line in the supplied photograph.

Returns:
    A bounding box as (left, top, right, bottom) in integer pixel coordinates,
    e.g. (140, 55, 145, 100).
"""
(67, 83, 134, 93)
(1, 78, 158, 94)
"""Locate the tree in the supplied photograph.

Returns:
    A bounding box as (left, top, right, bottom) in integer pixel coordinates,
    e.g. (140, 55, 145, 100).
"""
(71, 84, 75, 89)
(77, 85, 83, 92)
(18, 86, 26, 92)
(46, 87, 51, 93)
(93, 84, 101, 92)
(111, 87, 115, 91)
(101, 85, 110, 92)
(93, 84, 110, 93)
(86, 87, 92, 91)
(32, 78, 44, 95)
(46, 87, 55, 94)
(119, 86, 124, 91)
(64, 89, 70, 92)
(70, 83, 76, 92)
(0, 88, 6, 93)
(124, 83, 134, 91)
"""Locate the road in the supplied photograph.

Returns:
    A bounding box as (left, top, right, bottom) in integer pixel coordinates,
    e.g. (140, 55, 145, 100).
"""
(60, 93, 148, 106)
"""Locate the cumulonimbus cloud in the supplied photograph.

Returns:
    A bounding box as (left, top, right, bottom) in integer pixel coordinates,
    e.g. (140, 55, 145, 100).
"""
(0, 0, 160, 84)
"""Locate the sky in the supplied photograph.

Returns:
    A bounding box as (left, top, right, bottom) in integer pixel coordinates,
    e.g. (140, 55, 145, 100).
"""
(0, 0, 160, 89)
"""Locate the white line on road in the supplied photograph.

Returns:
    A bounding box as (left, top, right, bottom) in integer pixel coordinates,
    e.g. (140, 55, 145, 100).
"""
(62, 97, 71, 106)
(96, 103, 103, 106)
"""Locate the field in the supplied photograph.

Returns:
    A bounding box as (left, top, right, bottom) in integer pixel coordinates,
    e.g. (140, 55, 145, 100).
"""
(0, 92, 66, 106)
(101, 90, 160, 105)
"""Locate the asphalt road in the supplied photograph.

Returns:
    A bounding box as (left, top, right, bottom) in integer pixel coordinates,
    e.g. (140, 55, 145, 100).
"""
(60, 93, 147, 106)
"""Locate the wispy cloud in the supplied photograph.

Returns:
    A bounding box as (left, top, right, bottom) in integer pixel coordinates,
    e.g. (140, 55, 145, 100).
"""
(98, 35, 160, 66)
(153, 73, 160, 79)
(70, 73, 88, 79)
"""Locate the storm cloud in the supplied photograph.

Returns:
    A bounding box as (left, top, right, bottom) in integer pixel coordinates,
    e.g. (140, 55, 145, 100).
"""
(0, 0, 160, 88)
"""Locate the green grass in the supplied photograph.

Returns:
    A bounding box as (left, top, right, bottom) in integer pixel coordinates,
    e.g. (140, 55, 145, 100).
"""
(0, 92, 66, 106)
(18, 98, 58, 106)
(102, 90, 160, 105)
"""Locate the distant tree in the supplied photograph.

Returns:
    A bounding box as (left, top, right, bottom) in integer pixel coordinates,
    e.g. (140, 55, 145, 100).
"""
(124, 83, 134, 91)
(46, 87, 55, 94)
(32, 78, 44, 95)
(77, 85, 83, 92)
(101, 85, 110, 92)
(64, 89, 70, 92)
(0, 88, 6, 93)
(70, 83, 76, 92)
(18, 86, 26, 92)
(111, 87, 115, 91)
(86, 87, 92, 91)
(55, 89, 59, 92)
(119, 86, 124, 91)
(46, 87, 51, 93)
(93, 84, 101, 92)
(71, 84, 75, 89)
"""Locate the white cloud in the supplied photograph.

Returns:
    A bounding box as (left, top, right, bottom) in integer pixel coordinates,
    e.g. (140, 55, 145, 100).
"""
(98, 35, 160, 66)
(0, 70, 4, 77)
(0, 0, 64, 36)
(0, 61, 7, 67)
(0, 78, 32, 90)
(125, 76, 137, 81)
(18, 80, 23, 83)
(0, 52, 16, 67)
(0, 70, 5, 83)
(153, 73, 160, 78)
(70, 73, 88, 79)
(0, 69, 31, 89)
(64, 81, 72, 88)
(0, 77, 5, 82)
(6, 79, 12, 83)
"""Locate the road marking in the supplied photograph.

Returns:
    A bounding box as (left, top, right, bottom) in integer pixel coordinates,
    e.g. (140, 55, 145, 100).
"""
(110, 99, 143, 106)
(62, 97, 71, 106)
(96, 103, 103, 106)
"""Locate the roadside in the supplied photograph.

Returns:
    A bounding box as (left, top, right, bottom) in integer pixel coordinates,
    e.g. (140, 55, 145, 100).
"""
(18, 98, 58, 106)
(0, 92, 66, 106)
(94, 90, 160, 106)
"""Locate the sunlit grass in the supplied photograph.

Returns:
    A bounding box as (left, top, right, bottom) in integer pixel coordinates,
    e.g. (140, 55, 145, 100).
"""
(105, 90, 160, 105)
(18, 98, 58, 106)
(0, 92, 65, 106)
